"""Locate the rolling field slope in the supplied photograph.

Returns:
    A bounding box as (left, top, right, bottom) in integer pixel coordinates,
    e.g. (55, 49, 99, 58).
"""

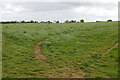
(0, 24, 2, 79)
(2, 22, 118, 78)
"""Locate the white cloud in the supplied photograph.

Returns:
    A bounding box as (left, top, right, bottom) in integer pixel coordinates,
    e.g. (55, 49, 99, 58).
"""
(1, 3, 25, 14)
(74, 6, 117, 17)
(0, 1, 118, 22)
(5, 3, 12, 9)
(1, 0, 119, 2)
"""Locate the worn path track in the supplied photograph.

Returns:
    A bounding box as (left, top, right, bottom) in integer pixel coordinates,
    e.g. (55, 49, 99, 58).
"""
(102, 41, 120, 56)
(34, 41, 47, 60)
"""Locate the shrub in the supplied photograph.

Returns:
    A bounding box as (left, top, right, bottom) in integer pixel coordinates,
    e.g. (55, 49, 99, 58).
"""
(80, 19, 84, 23)
(23, 31, 26, 33)
(107, 19, 112, 22)
(96, 21, 102, 22)
(64, 20, 69, 23)
(70, 20, 76, 23)
(56, 21, 59, 23)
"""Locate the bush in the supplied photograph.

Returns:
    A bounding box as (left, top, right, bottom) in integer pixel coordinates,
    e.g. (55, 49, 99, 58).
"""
(23, 31, 26, 33)
(80, 19, 84, 23)
(96, 21, 102, 22)
(70, 20, 76, 23)
(64, 20, 69, 23)
(56, 21, 59, 23)
(107, 19, 112, 22)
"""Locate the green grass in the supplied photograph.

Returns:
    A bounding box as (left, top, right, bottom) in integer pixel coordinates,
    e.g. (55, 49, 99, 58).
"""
(2, 22, 118, 78)
(0, 24, 2, 79)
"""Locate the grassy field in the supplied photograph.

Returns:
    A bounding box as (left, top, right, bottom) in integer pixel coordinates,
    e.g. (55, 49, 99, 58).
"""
(2, 22, 118, 78)
(0, 24, 2, 79)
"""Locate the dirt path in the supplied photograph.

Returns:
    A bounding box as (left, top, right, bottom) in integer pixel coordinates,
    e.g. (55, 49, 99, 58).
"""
(34, 41, 47, 60)
(34, 40, 85, 78)
(102, 41, 120, 56)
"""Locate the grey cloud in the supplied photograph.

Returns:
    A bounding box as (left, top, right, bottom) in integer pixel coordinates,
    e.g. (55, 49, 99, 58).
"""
(4, 2, 116, 12)
(1, 2, 118, 22)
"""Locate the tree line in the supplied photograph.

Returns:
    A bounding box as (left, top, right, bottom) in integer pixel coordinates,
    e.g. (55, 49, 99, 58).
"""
(0, 19, 112, 24)
(0, 20, 38, 24)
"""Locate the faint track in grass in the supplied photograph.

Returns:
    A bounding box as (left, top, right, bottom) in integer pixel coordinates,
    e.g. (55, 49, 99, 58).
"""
(34, 40, 47, 60)
(102, 41, 119, 56)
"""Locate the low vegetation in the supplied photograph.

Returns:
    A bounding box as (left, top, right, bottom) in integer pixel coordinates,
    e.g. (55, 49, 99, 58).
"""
(2, 21, 118, 78)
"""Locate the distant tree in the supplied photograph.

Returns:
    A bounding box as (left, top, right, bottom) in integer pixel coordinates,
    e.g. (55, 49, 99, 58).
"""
(80, 19, 84, 23)
(107, 19, 112, 22)
(47, 21, 52, 23)
(21, 20, 25, 23)
(11, 21, 17, 23)
(16, 21, 19, 23)
(70, 20, 76, 23)
(96, 21, 102, 22)
(64, 20, 69, 23)
(56, 21, 59, 23)
(1, 20, 39, 24)
(41, 21, 46, 23)
(30, 20, 34, 23)
(34, 21, 38, 23)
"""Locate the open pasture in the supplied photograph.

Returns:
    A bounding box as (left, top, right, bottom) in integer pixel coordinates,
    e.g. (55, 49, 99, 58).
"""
(2, 22, 118, 78)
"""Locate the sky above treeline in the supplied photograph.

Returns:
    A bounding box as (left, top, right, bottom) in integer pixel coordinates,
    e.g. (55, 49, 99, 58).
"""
(0, 0, 119, 22)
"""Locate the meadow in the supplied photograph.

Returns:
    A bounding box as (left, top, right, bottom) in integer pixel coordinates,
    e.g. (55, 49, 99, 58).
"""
(0, 24, 2, 79)
(2, 22, 118, 78)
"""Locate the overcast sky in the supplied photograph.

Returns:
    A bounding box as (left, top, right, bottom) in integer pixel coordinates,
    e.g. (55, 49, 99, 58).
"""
(0, 0, 119, 22)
